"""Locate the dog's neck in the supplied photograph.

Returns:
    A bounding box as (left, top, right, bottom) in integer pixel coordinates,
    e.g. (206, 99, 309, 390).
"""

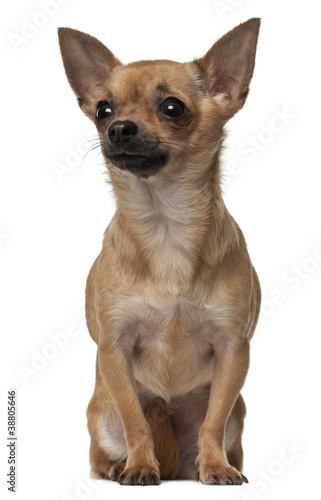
(109, 155, 238, 295)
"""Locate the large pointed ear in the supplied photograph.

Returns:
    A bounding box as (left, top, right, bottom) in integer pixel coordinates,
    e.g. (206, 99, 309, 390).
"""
(58, 28, 121, 119)
(195, 18, 260, 118)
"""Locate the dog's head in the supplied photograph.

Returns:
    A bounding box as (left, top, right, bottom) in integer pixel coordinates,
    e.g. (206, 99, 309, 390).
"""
(58, 20, 260, 179)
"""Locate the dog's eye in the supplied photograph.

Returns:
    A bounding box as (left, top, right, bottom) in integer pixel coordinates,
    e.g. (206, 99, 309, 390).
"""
(160, 98, 186, 119)
(96, 101, 113, 120)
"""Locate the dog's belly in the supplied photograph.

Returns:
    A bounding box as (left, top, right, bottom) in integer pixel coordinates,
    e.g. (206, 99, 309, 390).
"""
(131, 301, 218, 400)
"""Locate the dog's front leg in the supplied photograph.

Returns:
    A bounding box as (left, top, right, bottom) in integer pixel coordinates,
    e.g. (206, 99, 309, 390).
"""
(196, 339, 250, 485)
(98, 338, 160, 485)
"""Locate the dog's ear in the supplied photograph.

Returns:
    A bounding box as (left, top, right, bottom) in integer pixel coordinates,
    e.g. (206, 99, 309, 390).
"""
(58, 28, 120, 119)
(195, 18, 260, 118)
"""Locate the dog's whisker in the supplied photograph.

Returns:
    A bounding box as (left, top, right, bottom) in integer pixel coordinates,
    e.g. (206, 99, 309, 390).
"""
(78, 138, 101, 146)
(84, 143, 103, 159)
(80, 142, 104, 170)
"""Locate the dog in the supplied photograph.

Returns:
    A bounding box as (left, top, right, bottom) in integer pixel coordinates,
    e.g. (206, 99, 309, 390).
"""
(58, 18, 261, 486)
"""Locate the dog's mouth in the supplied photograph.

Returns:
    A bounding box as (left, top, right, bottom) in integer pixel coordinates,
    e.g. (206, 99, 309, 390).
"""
(103, 147, 168, 178)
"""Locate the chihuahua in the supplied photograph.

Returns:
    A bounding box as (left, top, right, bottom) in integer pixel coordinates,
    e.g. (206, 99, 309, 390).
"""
(58, 18, 261, 486)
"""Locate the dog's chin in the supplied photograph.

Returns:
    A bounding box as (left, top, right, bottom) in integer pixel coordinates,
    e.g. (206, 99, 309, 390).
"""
(104, 151, 169, 178)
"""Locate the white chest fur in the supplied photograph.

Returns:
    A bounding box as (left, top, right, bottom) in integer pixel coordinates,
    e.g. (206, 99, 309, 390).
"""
(115, 294, 232, 401)
(123, 171, 211, 288)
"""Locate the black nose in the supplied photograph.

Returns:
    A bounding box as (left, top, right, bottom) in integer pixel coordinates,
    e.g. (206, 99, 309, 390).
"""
(107, 120, 138, 143)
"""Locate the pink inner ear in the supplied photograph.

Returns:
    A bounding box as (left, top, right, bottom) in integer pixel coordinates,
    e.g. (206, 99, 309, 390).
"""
(213, 74, 242, 99)
(197, 19, 260, 114)
(214, 45, 254, 100)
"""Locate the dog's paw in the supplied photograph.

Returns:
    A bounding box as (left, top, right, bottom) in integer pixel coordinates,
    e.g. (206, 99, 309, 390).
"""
(91, 461, 126, 480)
(109, 461, 127, 481)
(196, 462, 247, 485)
(117, 465, 160, 485)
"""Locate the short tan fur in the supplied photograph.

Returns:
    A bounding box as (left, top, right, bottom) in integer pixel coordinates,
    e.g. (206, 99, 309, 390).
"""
(58, 18, 261, 485)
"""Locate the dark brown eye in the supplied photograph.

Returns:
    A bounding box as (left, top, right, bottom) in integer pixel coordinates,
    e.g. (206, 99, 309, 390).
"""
(96, 101, 113, 120)
(160, 98, 186, 119)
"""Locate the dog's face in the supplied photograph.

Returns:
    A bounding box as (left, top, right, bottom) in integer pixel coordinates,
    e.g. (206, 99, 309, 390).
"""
(93, 60, 208, 178)
(59, 20, 260, 179)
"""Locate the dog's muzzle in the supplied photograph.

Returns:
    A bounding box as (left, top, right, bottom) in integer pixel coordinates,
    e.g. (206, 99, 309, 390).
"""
(103, 120, 168, 178)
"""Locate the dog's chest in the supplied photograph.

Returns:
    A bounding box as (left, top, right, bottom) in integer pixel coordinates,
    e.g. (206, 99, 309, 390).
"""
(127, 175, 207, 286)
(116, 178, 231, 399)
(124, 296, 230, 401)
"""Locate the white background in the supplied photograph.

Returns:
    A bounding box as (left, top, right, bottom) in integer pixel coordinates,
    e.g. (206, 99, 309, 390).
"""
(1, 0, 320, 499)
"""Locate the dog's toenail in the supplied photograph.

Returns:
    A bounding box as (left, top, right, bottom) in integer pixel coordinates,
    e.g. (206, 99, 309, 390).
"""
(151, 473, 158, 485)
(118, 473, 125, 484)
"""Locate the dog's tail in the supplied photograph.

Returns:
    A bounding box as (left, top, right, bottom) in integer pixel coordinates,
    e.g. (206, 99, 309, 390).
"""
(145, 396, 181, 479)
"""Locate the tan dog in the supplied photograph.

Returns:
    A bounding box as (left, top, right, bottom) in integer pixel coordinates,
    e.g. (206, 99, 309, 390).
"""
(58, 18, 261, 486)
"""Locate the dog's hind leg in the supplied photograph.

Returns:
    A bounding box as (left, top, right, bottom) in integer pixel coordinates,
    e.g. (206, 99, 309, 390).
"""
(86, 363, 127, 480)
(145, 397, 181, 479)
